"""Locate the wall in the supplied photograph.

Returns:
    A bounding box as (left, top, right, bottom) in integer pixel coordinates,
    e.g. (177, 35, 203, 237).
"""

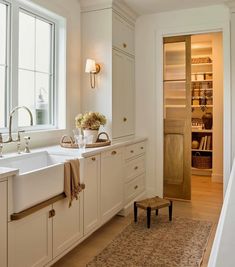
(135, 5, 230, 197)
(3, 0, 81, 152)
(81, 8, 113, 137)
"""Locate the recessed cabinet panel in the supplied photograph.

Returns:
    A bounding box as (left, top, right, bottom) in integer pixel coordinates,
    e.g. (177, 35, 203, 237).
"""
(84, 155, 101, 235)
(112, 50, 125, 138)
(112, 49, 135, 138)
(53, 195, 83, 258)
(113, 12, 134, 55)
(125, 156, 145, 183)
(8, 206, 52, 267)
(0, 181, 7, 267)
(101, 148, 124, 224)
(125, 174, 145, 204)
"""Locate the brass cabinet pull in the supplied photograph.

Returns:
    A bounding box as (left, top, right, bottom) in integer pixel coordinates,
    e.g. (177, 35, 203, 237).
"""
(91, 157, 96, 161)
(134, 166, 138, 170)
(134, 185, 138, 190)
(111, 151, 117, 155)
(141, 146, 144, 150)
(123, 117, 127, 122)
(123, 43, 127, 48)
(130, 150, 134, 153)
(49, 209, 56, 218)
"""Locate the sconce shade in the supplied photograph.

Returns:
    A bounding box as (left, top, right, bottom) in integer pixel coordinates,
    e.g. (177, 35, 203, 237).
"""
(85, 59, 97, 73)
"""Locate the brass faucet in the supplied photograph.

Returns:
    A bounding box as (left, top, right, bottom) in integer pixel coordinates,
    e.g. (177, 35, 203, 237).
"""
(2, 106, 33, 143)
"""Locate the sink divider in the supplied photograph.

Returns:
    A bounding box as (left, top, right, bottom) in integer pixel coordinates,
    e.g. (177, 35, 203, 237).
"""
(11, 193, 66, 221)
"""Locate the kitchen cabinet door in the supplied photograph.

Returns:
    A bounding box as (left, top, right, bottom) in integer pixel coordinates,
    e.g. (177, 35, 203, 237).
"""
(53, 194, 83, 258)
(113, 49, 135, 138)
(8, 206, 52, 267)
(84, 155, 101, 236)
(101, 148, 124, 224)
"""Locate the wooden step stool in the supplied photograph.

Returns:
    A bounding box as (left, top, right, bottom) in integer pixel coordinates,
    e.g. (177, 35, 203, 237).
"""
(134, 196, 173, 228)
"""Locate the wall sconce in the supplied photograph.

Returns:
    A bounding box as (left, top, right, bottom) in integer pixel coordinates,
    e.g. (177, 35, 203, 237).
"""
(85, 59, 101, 89)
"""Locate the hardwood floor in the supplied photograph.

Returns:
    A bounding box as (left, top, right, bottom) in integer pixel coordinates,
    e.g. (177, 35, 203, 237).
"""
(54, 175, 223, 267)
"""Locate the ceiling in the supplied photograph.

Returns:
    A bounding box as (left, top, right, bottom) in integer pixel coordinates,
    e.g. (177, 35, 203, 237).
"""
(122, 0, 228, 15)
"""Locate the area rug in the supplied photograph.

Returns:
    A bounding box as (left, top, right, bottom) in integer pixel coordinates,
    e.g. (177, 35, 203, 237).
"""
(87, 215, 213, 267)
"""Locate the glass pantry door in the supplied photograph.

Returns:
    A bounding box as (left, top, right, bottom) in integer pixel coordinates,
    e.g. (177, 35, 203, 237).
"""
(163, 36, 191, 200)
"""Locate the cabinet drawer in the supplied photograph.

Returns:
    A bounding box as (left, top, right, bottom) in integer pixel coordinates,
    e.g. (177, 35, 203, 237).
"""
(125, 175, 145, 204)
(125, 156, 145, 183)
(113, 12, 134, 55)
(101, 147, 123, 159)
(125, 142, 146, 160)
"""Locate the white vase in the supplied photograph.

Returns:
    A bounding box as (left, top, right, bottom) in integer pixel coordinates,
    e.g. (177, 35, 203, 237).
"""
(83, 129, 99, 144)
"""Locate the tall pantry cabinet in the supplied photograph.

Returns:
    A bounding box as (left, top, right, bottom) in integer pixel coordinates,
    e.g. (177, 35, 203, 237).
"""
(80, 1, 137, 139)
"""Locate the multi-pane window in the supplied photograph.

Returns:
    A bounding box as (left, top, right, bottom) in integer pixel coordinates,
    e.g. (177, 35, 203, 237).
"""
(18, 10, 54, 127)
(0, 1, 58, 131)
(0, 3, 7, 128)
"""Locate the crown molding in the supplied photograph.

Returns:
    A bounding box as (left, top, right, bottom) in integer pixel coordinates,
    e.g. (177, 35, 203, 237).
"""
(79, 0, 138, 22)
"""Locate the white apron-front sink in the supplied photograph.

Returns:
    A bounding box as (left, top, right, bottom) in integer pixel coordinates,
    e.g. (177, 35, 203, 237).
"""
(0, 151, 68, 213)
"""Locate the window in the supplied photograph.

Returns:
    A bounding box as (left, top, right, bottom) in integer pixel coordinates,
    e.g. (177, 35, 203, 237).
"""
(0, 0, 66, 132)
(0, 2, 8, 128)
(18, 10, 54, 126)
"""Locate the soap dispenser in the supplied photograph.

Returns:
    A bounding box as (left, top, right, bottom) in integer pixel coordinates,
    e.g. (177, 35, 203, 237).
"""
(36, 88, 48, 125)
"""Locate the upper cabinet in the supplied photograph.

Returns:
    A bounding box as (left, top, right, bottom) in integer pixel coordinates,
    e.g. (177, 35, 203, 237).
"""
(81, 1, 137, 140)
(112, 49, 135, 138)
(112, 12, 135, 56)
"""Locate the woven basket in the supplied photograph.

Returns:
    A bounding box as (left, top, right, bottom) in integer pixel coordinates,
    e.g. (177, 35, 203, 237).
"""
(192, 152, 212, 169)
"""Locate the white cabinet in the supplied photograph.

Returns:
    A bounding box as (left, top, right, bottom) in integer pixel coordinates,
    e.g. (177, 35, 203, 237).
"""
(112, 12, 135, 56)
(53, 195, 83, 258)
(101, 148, 124, 224)
(81, 4, 136, 139)
(0, 181, 7, 267)
(84, 155, 101, 235)
(122, 142, 146, 214)
(8, 195, 83, 267)
(8, 206, 52, 267)
(112, 49, 135, 138)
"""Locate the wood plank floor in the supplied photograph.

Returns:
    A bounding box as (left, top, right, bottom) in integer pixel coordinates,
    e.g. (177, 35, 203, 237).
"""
(54, 175, 223, 267)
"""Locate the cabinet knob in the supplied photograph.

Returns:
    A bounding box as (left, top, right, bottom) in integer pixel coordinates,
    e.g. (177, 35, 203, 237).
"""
(91, 157, 96, 161)
(134, 166, 138, 170)
(123, 117, 127, 122)
(141, 146, 144, 150)
(123, 43, 127, 48)
(130, 150, 134, 153)
(111, 151, 117, 155)
(134, 185, 138, 190)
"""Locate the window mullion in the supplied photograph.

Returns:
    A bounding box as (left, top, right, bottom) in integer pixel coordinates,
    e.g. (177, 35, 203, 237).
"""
(10, 1, 19, 131)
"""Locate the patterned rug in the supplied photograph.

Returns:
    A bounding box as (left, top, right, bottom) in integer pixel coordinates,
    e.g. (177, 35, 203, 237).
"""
(87, 215, 213, 267)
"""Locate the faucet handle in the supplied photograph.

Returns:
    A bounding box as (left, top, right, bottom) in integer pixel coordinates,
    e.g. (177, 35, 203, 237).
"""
(17, 130, 25, 141)
(24, 136, 31, 153)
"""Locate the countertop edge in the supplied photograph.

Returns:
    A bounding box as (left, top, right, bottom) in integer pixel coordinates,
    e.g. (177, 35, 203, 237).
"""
(41, 136, 148, 158)
(0, 167, 18, 181)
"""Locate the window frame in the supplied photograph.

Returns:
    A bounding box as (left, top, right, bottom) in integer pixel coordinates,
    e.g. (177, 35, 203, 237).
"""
(0, 0, 11, 129)
(0, 0, 65, 133)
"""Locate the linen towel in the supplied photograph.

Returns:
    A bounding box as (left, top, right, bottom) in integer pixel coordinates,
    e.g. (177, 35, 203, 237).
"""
(64, 159, 85, 207)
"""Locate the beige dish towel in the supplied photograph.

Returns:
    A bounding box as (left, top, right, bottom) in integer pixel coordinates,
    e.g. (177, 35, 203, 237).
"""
(64, 159, 85, 207)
